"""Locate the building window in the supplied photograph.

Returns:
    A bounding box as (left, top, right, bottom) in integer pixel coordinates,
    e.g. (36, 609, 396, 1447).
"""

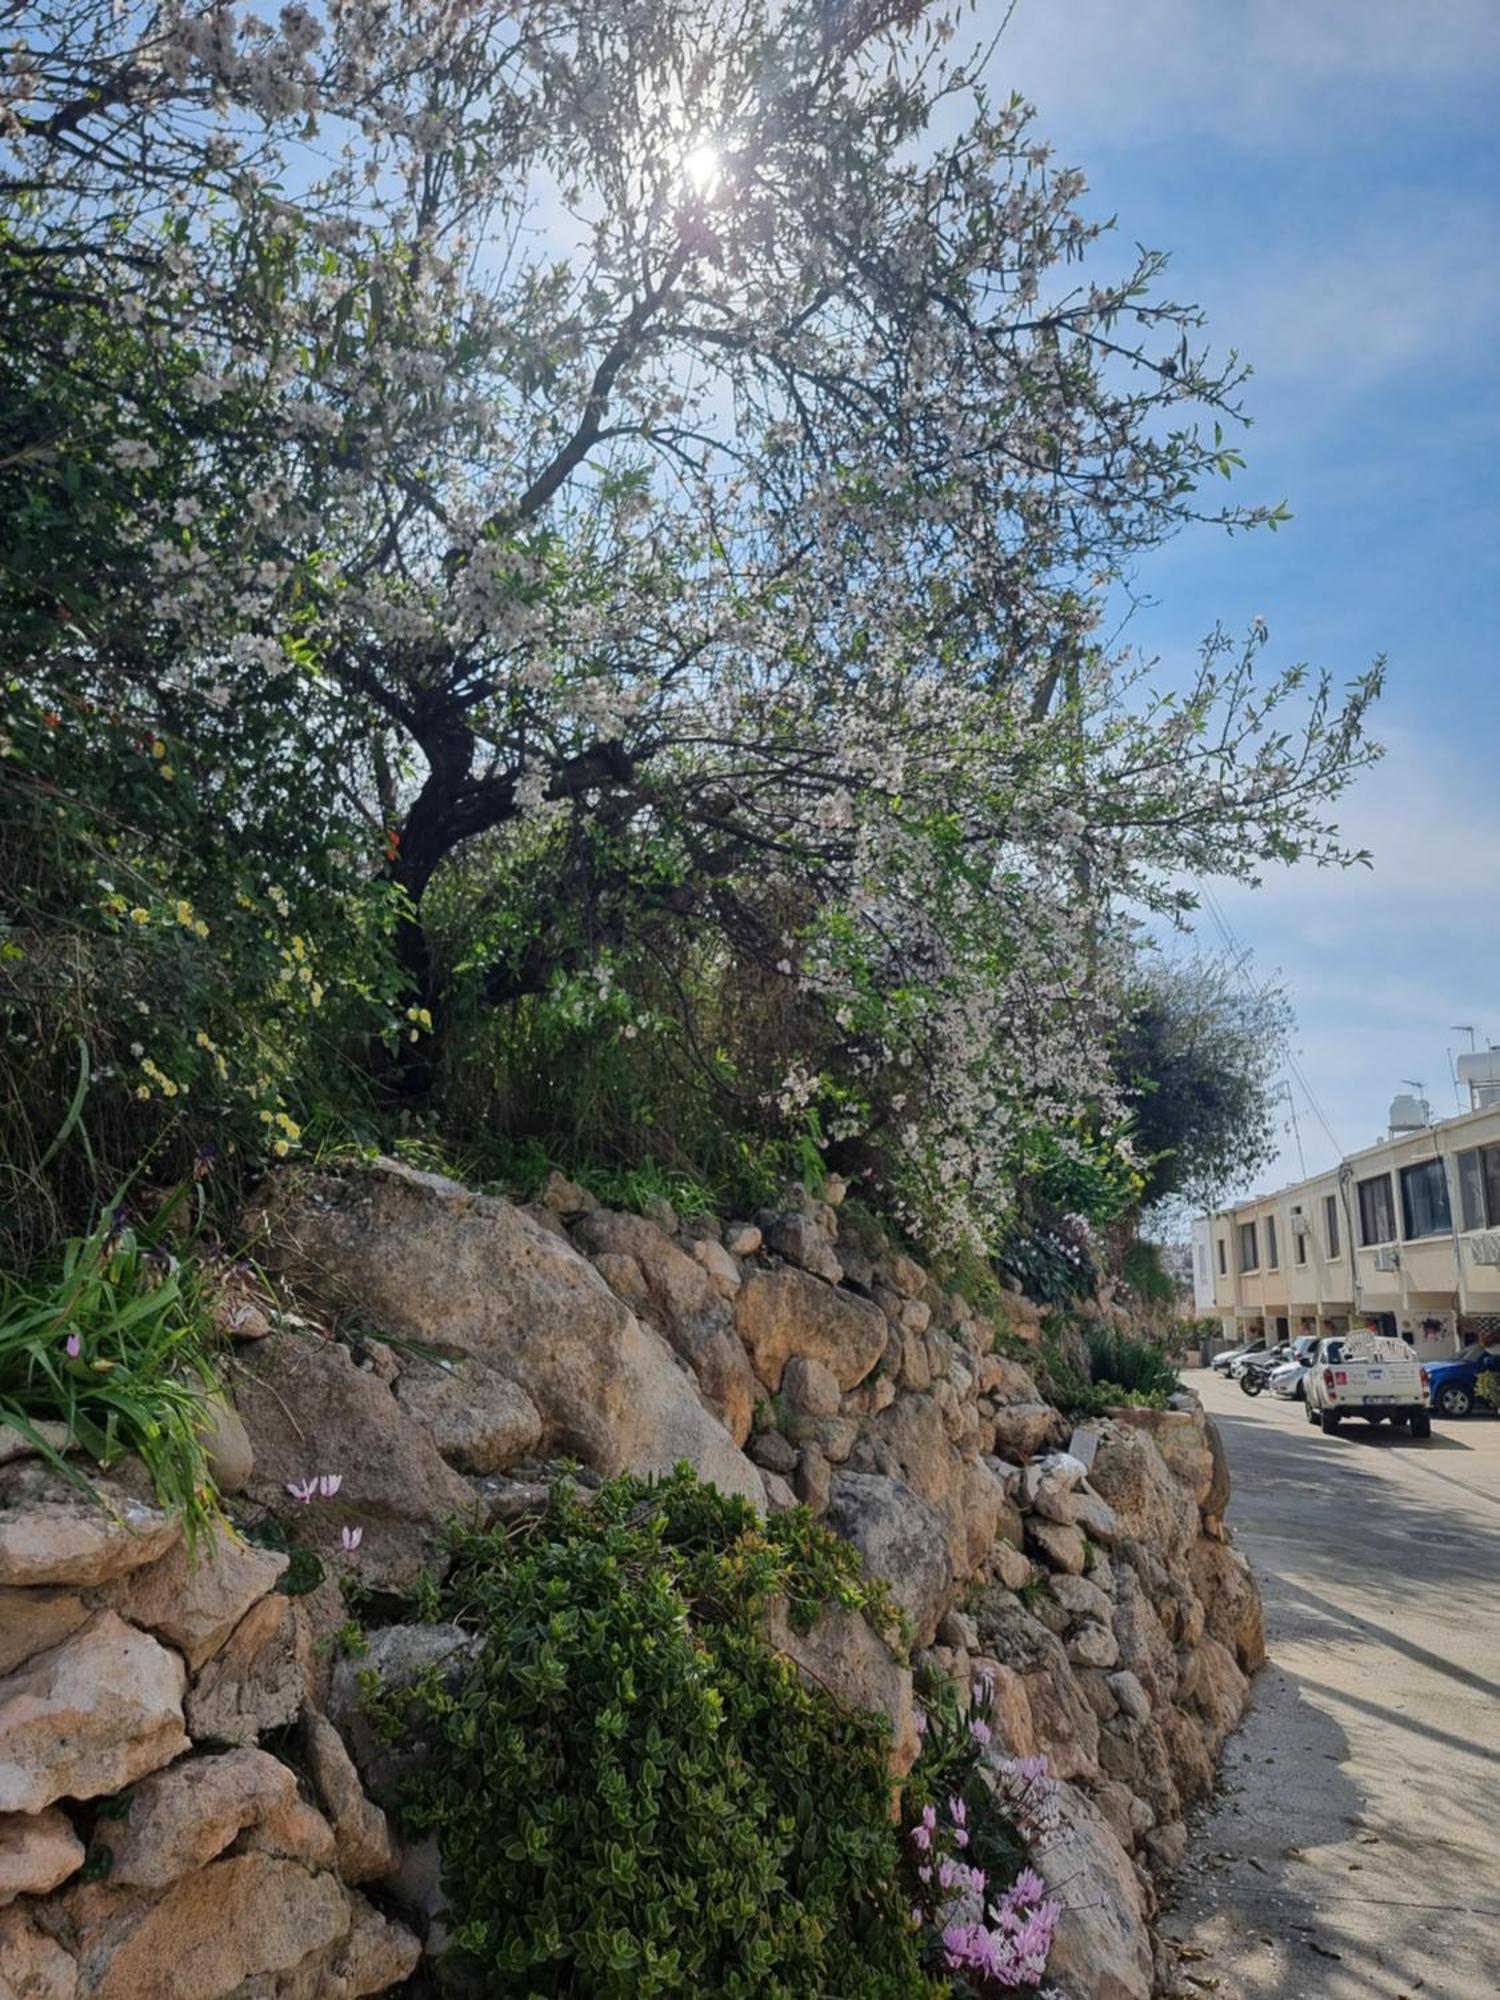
(1400, 1159, 1453, 1241)
(1323, 1192, 1341, 1259)
(1357, 1173, 1397, 1248)
(1238, 1221, 1259, 1273)
(1196, 1241, 1209, 1281)
(1293, 1208, 1308, 1265)
(1455, 1144, 1500, 1231)
(1217, 1238, 1227, 1276)
(1265, 1216, 1279, 1269)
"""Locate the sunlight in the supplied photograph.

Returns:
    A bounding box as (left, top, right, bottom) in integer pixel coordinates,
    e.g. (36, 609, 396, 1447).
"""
(682, 141, 721, 196)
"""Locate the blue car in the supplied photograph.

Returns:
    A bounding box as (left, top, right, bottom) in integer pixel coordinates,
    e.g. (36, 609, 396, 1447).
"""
(1425, 1342, 1500, 1419)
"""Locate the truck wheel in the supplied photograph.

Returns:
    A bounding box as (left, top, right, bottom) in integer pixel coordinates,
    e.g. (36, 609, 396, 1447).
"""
(1436, 1384, 1472, 1419)
(1304, 1398, 1320, 1426)
(1320, 1409, 1341, 1434)
(1409, 1410, 1432, 1439)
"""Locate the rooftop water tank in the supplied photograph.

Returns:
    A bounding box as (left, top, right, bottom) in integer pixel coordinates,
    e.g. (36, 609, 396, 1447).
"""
(1456, 1050, 1500, 1108)
(1388, 1092, 1430, 1137)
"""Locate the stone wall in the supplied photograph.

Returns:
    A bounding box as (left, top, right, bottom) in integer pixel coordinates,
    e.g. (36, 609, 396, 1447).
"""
(0, 1159, 1263, 1998)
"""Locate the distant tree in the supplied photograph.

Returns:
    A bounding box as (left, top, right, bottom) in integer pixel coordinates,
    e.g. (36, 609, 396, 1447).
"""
(1115, 956, 1291, 1218)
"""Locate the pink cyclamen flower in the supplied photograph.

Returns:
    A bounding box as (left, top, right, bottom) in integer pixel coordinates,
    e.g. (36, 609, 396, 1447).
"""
(317, 1472, 342, 1499)
(286, 1478, 318, 1504)
(64, 1332, 82, 1359)
(341, 1525, 363, 1552)
(913, 1706, 928, 1737)
(970, 1717, 992, 1747)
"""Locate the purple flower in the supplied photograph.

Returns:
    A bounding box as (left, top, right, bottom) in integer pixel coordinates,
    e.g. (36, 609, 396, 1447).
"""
(286, 1478, 318, 1504)
(317, 1472, 342, 1498)
(64, 1332, 82, 1359)
(969, 1717, 992, 1747)
(341, 1525, 363, 1552)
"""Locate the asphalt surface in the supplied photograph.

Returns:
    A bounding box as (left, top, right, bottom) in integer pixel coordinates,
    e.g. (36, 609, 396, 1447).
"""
(1163, 1367, 1500, 2000)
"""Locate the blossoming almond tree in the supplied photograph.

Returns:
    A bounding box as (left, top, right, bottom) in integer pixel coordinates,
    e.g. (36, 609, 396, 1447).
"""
(2, 0, 1380, 1244)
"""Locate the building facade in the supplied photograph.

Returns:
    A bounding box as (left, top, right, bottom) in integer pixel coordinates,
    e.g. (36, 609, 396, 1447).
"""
(1200, 1100, 1500, 1360)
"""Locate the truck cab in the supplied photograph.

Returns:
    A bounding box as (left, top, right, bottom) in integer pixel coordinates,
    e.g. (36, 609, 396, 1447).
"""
(1304, 1334, 1431, 1438)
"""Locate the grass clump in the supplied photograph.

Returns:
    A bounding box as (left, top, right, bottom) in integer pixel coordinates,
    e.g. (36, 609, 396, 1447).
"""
(0, 1192, 224, 1539)
(365, 1466, 939, 2000)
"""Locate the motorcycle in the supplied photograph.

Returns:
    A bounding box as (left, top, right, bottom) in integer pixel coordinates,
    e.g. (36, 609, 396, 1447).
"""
(1239, 1357, 1276, 1397)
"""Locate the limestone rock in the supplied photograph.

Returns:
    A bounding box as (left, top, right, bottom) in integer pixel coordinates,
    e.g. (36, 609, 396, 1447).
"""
(724, 1222, 762, 1257)
(824, 1472, 952, 1646)
(193, 1400, 254, 1497)
(689, 1236, 742, 1299)
(779, 1355, 841, 1420)
(330, 1624, 482, 1810)
(251, 1162, 762, 1504)
(765, 1599, 919, 1778)
(302, 1712, 394, 1884)
(572, 1210, 755, 1445)
(0, 1612, 186, 1814)
(0, 1589, 88, 1678)
(1072, 1484, 1124, 1546)
(1029, 1782, 1153, 2000)
(0, 1423, 74, 1471)
(336, 1892, 423, 1997)
(762, 1472, 797, 1512)
(392, 1354, 543, 1475)
(734, 1267, 887, 1394)
(56, 1853, 350, 1999)
(1066, 1622, 1120, 1670)
(185, 1594, 308, 1749)
(886, 1252, 926, 1298)
(1107, 1407, 1216, 1509)
(990, 1541, 1032, 1591)
(1050, 1572, 1113, 1626)
(1088, 1426, 1199, 1560)
(988, 1402, 1065, 1462)
(0, 1465, 180, 1590)
(793, 1445, 831, 1516)
(234, 1332, 477, 1591)
(99, 1528, 288, 1674)
(762, 1212, 842, 1286)
(539, 1171, 596, 1215)
(0, 1903, 76, 1998)
(104, 1748, 295, 1890)
(0, 1806, 84, 1907)
(1188, 1534, 1265, 1674)
(1180, 1635, 1250, 1751)
(1026, 1519, 1087, 1576)
(237, 1794, 337, 1869)
(1108, 1670, 1153, 1724)
(747, 1430, 796, 1476)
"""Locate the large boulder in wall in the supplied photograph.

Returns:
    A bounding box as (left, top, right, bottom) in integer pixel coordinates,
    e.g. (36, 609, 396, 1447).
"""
(734, 1266, 887, 1394)
(572, 1209, 756, 1444)
(248, 1161, 763, 1507)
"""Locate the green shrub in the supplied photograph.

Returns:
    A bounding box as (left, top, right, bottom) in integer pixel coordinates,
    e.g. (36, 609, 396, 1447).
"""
(366, 1468, 940, 2000)
(0, 1189, 224, 1538)
(1081, 1324, 1180, 1401)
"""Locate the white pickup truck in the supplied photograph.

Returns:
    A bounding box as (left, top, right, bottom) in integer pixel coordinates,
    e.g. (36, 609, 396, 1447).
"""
(1303, 1334, 1431, 1437)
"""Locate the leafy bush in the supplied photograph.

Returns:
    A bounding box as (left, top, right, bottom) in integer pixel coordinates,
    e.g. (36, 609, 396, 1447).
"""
(1032, 1318, 1180, 1416)
(366, 1468, 937, 2000)
(0, 1189, 224, 1537)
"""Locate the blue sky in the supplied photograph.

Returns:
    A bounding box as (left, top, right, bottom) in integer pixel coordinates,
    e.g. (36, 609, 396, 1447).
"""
(989, 0, 1500, 1197)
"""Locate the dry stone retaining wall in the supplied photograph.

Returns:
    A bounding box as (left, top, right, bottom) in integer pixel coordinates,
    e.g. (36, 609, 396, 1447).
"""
(0, 1159, 1263, 1998)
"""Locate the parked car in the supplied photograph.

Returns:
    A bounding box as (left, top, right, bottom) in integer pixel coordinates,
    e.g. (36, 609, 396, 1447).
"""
(1425, 1342, 1500, 1419)
(1212, 1340, 1265, 1375)
(1270, 1357, 1311, 1400)
(1303, 1334, 1430, 1437)
(1271, 1335, 1319, 1401)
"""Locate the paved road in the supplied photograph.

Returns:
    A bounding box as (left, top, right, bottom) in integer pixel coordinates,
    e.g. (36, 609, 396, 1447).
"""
(1163, 1368, 1500, 2000)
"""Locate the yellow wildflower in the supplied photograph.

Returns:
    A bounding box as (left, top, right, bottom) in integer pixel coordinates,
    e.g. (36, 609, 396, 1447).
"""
(174, 900, 193, 927)
(259, 1110, 274, 1125)
(130, 907, 150, 925)
(273, 1139, 290, 1158)
(159, 764, 175, 781)
(290, 934, 306, 961)
(150, 739, 166, 760)
(192, 919, 209, 939)
(135, 1084, 151, 1101)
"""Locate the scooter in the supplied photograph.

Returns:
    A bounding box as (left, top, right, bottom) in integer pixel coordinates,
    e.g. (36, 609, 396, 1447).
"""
(1239, 1357, 1275, 1397)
